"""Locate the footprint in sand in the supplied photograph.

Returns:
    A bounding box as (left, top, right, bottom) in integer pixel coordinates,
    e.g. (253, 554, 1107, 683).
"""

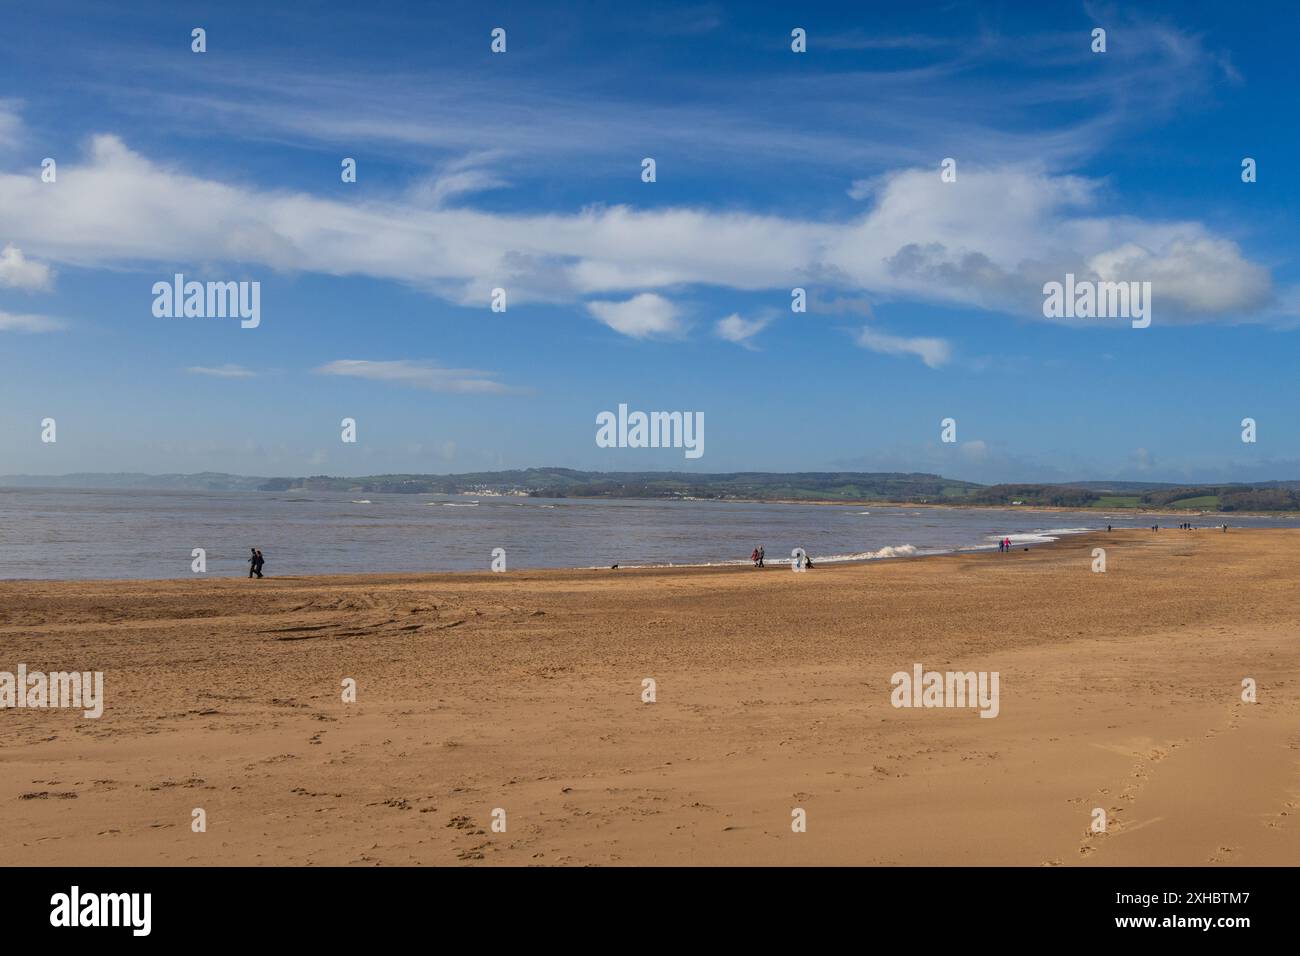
(1265, 799, 1297, 830)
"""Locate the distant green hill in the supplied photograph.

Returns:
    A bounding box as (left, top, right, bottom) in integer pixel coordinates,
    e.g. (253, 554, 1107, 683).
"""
(6, 470, 1300, 511)
(969, 482, 1298, 512)
(262, 469, 983, 502)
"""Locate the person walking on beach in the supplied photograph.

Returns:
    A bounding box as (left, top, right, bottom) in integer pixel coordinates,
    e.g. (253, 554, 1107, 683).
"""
(255, 548, 265, 577)
(751, 547, 760, 568)
(758, 545, 765, 568)
(249, 547, 264, 579)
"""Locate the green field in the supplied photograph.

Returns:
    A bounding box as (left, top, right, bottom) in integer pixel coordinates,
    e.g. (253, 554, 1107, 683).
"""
(1090, 495, 1142, 508)
(1088, 494, 1221, 510)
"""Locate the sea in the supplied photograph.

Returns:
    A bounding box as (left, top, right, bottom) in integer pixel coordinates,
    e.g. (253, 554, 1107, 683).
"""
(1, 487, 1296, 580)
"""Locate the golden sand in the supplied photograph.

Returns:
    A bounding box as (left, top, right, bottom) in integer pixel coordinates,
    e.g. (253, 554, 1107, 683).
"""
(1, 529, 1297, 865)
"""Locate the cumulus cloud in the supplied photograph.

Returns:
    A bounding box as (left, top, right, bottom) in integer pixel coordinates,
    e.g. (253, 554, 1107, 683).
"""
(587, 293, 683, 339)
(0, 309, 62, 332)
(0, 244, 52, 290)
(186, 364, 255, 378)
(1087, 239, 1270, 314)
(854, 326, 952, 368)
(848, 167, 1274, 323)
(315, 359, 515, 394)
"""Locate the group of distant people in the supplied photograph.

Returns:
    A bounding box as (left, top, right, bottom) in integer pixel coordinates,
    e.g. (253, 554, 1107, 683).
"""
(248, 547, 266, 578)
(996, 536, 1013, 552)
(1113, 522, 1226, 533)
(748, 545, 815, 569)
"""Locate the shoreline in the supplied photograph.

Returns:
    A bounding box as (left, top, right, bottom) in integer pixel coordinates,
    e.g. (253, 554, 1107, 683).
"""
(7, 483, 1300, 519)
(762, 497, 1295, 518)
(0, 525, 1105, 585)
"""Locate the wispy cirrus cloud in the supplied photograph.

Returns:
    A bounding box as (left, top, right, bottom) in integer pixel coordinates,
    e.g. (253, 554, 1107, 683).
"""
(72, 12, 1234, 182)
(315, 359, 517, 394)
(186, 364, 255, 378)
(0, 309, 62, 332)
(854, 326, 952, 369)
(0, 99, 23, 152)
(406, 151, 510, 208)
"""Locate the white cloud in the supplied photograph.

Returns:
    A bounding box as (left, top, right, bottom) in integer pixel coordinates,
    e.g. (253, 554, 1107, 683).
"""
(0, 129, 1279, 328)
(407, 152, 509, 208)
(186, 364, 255, 378)
(315, 359, 515, 394)
(715, 312, 772, 348)
(587, 293, 683, 339)
(1087, 239, 1270, 314)
(0, 310, 62, 332)
(854, 326, 952, 368)
(837, 167, 1274, 322)
(0, 244, 52, 291)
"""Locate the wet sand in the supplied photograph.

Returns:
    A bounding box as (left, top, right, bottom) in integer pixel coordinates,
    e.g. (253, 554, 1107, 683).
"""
(1, 529, 1297, 866)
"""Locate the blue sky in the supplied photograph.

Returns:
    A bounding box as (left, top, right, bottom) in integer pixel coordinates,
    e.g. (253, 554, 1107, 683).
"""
(1, 0, 1297, 483)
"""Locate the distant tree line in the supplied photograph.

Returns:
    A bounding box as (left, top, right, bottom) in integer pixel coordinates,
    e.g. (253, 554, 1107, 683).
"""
(249, 472, 1300, 512)
(968, 484, 1100, 507)
(1213, 488, 1300, 511)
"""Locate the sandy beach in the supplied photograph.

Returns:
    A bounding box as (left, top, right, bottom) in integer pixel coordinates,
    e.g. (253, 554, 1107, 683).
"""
(1, 529, 1297, 866)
